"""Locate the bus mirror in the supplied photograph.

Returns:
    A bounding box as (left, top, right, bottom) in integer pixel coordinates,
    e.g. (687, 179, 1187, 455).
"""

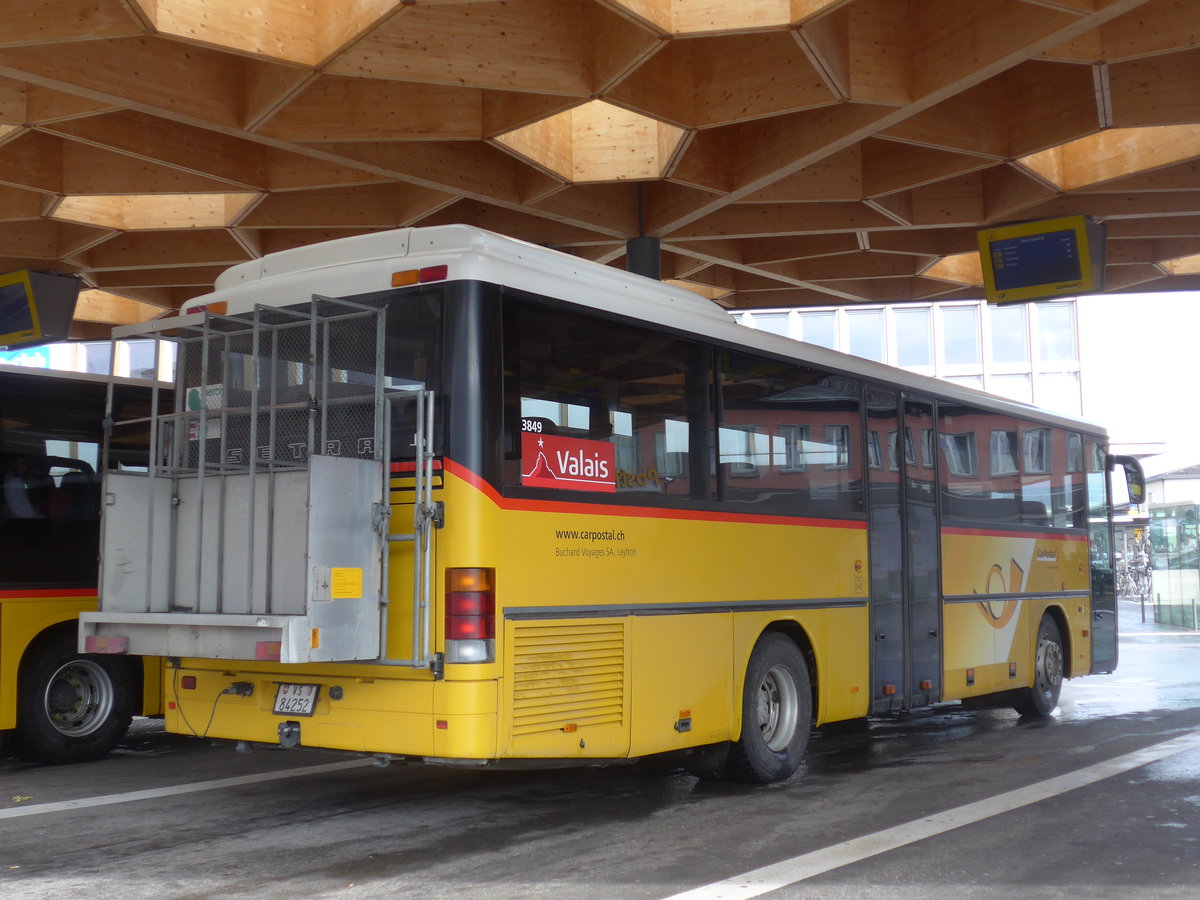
(1109, 454, 1146, 507)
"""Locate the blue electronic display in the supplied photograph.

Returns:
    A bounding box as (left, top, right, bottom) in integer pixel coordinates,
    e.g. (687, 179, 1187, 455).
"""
(988, 228, 1081, 292)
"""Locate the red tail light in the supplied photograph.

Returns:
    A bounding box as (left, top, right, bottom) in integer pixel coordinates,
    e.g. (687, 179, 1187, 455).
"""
(445, 568, 496, 662)
(446, 568, 495, 640)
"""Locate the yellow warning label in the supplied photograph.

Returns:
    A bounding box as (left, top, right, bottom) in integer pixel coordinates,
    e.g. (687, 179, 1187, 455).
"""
(330, 567, 363, 599)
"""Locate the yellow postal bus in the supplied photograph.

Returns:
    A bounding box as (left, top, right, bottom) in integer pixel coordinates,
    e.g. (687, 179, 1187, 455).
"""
(1, 365, 162, 762)
(80, 226, 1141, 782)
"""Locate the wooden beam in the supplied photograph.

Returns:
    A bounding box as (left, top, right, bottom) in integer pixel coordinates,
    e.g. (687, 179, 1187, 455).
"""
(324, 0, 594, 95)
(0, 129, 62, 193)
(259, 148, 389, 192)
(716, 287, 842, 308)
(862, 138, 994, 198)
(0, 76, 23, 123)
(761, 250, 921, 281)
(1090, 157, 1200, 193)
(1106, 215, 1200, 238)
(865, 227, 981, 255)
(59, 142, 251, 194)
(795, 5, 850, 100)
(0, 0, 146, 47)
(313, 1, 409, 67)
(908, 0, 1080, 99)
(70, 229, 252, 269)
(482, 90, 582, 140)
(74, 288, 166, 324)
(1110, 49, 1200, 127)
(0, 37, 247, 128)
(237, 184, 455, 229)
(1102, 262, 1168, 291)
(907, 173, 986, 226)
(1005, 60, 1101, 156)
(1094, 0, 1200, 63)
(844, 0, 912, 104)
(89, 265, 227, 289)
(255, 76, 486, 142)
(44, 111, 265, 188)
(240, 56, 314, 132)
(0, 219, 60, 257)
(603, 40, 697, 129)
(737, 233, 862, 263)
(318, 140, 528, 205)
(24, 85, 117, 123)
(667, 200, 896, 239)
(981, 162, 1059, 222)
(590, 0, 664, 93)
(0, 184, 48, 222)
(528, 184, 642, 236)
(689, 32, 836, 127)
(743, 145, 862, 202)
(878, 79, 1010, 157)
(413, 199, 619, 246)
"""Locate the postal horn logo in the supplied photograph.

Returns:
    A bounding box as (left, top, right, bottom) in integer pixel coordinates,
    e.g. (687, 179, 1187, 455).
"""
(522, 433, 616, 493)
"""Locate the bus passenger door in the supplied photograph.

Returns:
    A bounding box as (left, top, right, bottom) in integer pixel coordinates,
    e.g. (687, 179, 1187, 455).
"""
(903, 396, 941, 707)
(865, 391, 942, 712)
(866, 390, 904, 713)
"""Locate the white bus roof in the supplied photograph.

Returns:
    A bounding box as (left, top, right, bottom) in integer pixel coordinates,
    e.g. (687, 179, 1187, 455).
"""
(122, 224, 1104, 436)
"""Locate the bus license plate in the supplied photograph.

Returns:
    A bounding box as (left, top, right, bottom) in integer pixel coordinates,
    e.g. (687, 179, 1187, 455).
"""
(273, 683, 319, 717)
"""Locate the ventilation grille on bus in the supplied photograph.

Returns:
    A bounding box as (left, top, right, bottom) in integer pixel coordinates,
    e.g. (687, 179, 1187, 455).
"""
(511, 622, 625, 737)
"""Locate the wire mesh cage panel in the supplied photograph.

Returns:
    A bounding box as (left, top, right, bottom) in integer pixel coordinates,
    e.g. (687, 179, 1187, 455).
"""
(93, 297, 389, 663)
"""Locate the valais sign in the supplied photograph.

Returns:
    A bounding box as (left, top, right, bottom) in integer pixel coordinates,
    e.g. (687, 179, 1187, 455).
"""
(522, 433, 616, 493)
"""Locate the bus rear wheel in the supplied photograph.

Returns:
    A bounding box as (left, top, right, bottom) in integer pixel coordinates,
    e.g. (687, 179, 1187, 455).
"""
(15, 630, 135, 763)
(725, 633, 812, 783)
(1015, 614, 1064, 718)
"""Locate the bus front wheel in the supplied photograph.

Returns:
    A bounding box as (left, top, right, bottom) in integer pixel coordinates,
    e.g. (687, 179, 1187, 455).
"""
(725, 633, 812, 783)
(1015, 615, 1064, 718)
(15, 630, 135, 763)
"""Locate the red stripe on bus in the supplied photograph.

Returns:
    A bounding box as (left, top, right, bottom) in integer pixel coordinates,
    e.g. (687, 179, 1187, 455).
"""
(390, 460, 444, 474)
(441, 458, 867, 531)
(0, 588, 97, 599)
(940, 526, 1088, 542)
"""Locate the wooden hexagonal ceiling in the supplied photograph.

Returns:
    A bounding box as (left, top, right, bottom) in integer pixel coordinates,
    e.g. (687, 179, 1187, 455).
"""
(3, 0, 1200, 336)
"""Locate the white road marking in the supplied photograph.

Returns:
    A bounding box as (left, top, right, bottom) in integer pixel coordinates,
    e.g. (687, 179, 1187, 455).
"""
(0, 758, 373, 820)
(664, 728, 1200, 900)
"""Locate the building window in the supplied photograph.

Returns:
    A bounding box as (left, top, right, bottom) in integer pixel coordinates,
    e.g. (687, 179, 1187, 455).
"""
(1024, 427, 1051, 474)
(847, 310, 884, 362)
(799, 311, 836, 349)
(821, 424, 852, 470)
(941, 432, 978, 477)
(895, 308, 932, 367)
(990, 429, 1019, 476)
(751, 312, 790, 336)
(990, 373, 1032, 404)
(942, 306, 981, 365)
(1038, 302, 1077, 362)
(779, 423, 811, 472)
(991, 304, 1029, 364)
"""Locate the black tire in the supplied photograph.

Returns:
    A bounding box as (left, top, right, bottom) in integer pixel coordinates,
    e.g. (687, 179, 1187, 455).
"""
(725, 632, 812, 783)
(1015, 614, 1064, 718)
(15, 630, 135, 763)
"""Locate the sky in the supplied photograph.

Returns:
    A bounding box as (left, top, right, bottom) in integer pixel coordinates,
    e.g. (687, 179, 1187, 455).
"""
(1077, 291, 1200, 477)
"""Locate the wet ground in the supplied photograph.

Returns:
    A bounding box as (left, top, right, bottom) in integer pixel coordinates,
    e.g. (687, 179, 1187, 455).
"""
(2, 601, 1198, 899)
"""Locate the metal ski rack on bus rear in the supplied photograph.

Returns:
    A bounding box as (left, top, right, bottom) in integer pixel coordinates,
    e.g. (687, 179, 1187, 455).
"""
(82, 295, 403, 665)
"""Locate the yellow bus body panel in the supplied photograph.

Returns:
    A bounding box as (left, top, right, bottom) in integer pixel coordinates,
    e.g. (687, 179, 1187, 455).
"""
(170, 467, 873, 760)
(940, 530, 1092, 699)
(0, 593, 162, 730)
